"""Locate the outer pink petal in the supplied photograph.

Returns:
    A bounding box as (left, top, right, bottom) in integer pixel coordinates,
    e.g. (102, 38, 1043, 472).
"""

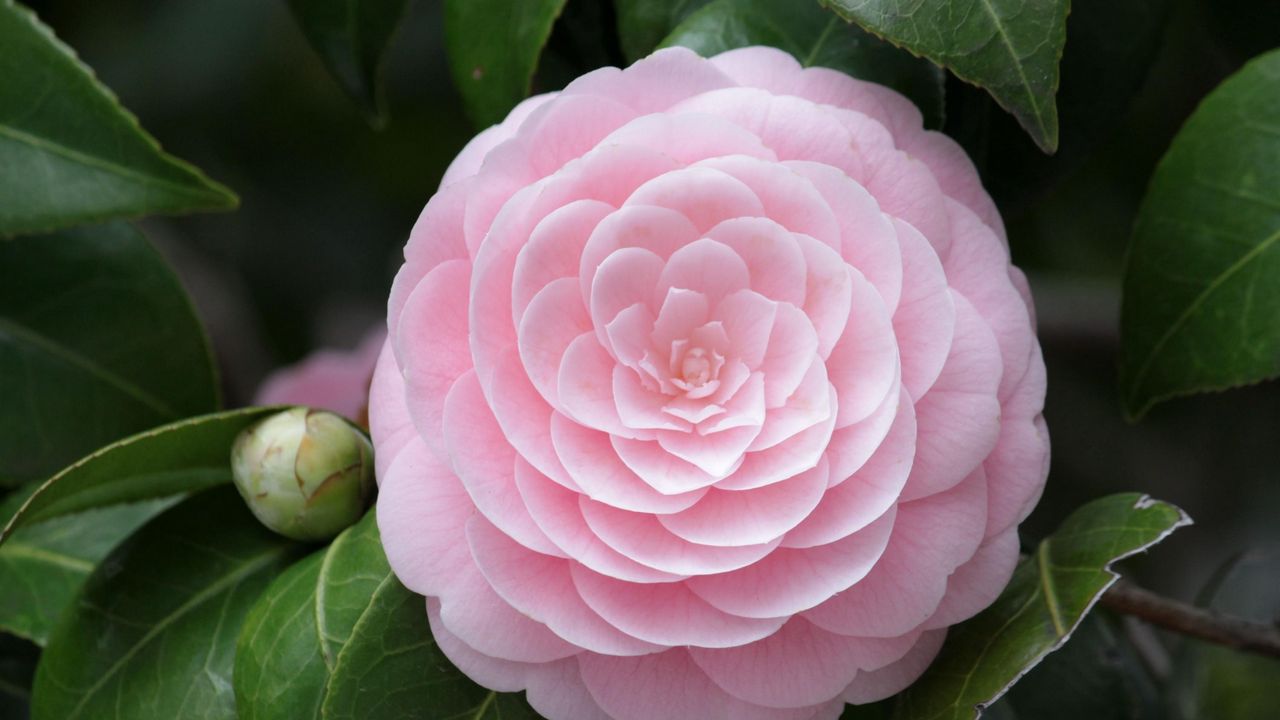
(690, 618, 920, 709)
(686, 507, 897, 619)
(427, 598, 532, 692)
(396, 258, 471, 456)
(580, 499, 782, 575)
(561, 46, 737, 114)
(899, 292, 1002, 502)
(514, 457, 686, 584)
(803, 469, 987, 637)
(892, 219, 954, 400)
(572, 568, 788, 648)
(442, 371, 565, 557)
(783, 390, 914, 549)
(579, 649, 843, 720)
(924, 527, 1021, 629)
(841, 629, 947, 704)
(659, 458, 830, 547)
(466, 515, 663, 655)
(368, 341, 416, 482)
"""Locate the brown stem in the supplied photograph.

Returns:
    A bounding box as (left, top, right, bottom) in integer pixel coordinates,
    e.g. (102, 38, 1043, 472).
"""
(1101, 580, 1280, 660)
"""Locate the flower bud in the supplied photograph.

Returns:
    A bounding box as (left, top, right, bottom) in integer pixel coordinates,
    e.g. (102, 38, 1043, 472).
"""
(231, 407, 374, 541)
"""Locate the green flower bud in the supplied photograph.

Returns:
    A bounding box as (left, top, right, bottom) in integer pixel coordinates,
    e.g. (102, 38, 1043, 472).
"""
(231, 408, 375, 541)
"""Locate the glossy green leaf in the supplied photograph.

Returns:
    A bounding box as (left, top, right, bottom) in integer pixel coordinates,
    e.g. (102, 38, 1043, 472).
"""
(991, 613, 1161, 719)
(285, 0, 412, 125)
(820, 0, 1067, 152)
(444, 0, 568, 127)
(615, 0, 713, 61)
(0, 483, 173, 645)
(30, 487, 302, 720)
(0, 407, 280, 544)
(0, 223, 220, 487)
(1119, 49, 1280, 419)
(660, 0, 945, 128)
(880, 493, 1189, 720)
(236, 511, 537, 719)
(0, 0, 236, 236)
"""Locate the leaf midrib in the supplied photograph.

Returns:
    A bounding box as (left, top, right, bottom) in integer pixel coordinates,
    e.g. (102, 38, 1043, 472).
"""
(975, 0, 1046, 138)
(0, 542, 94, 572)
(65, 544, 291, 719)
(0, 315, 178, 418)
(0, 124, 225, 203)
(1127, 225, 1280, 405)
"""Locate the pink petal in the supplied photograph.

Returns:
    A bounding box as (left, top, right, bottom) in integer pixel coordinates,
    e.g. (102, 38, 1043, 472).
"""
(489, 346, 578, 491)
(580, 499, 782, 575)
(686, 507, 897, 619)
(442, 371, 565, 557)
(519, 277, 593, 410)
(513, 198, 614, 324)
(803, 469, 987, 637)
(427, 598, 532, 692)
(760, 303, 821, 408)
(466, 515, 663, 655)
(784, 160, 903, 314)
(943, 199, 1032, 402)
(859, 145, 952, 261)
(659, 457, 830, 547)
(984, 342, 1049, 538)
(440, 93, 555, 187)
(376, 437, 471, 597)
(697, 370, 767, 434)
(605, 303, 658, 370)
(825, 265, 899, 428)
(580, 205, 698, 303)
(557, 333, 636, 437)
(396, 258, 472, 456)
(823, 377, 901, 483)
(671, 87, 862, 179)
(715, 386, 838, 491)
(704, 217, 808, 306)
(795, 235, 853, 359)
(612, 434, 728, 495)
(550, 414, 708, 513)
(436, 556, 580, 663)
(562, 46, 737, 114)
(695, 155, 841, 250)
(903, 130, 1006, 244)
(402, 178, 471, 269)
(625, 167, 765, 234)
(892, 218, 954, 400)
(590, 246, 665, 334)
(571, 567, 787, 648)
(716, 290, 777, 369)
(579, 649, 843, 720)
(514, 457, 687, 583)
(690, 618, 920, 708)
(748, 359, 833, 452)
(783, 390, 914, 549)
(614, 364, 690, 432)
(924, 527, 1021, 629)
(599, 110, 776, 165)
(900, 293, 1002, 502)
(525, 658, 614, 720)
(841, 629, 947, 704)
(368, 341, 416, 482)
(657, 422, 762, 478)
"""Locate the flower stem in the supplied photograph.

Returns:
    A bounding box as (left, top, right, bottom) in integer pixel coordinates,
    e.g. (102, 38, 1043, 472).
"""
(1101, 580, 1280, 659)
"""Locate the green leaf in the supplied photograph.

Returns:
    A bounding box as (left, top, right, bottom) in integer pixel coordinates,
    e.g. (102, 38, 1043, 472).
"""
(992, 613, 1161, 720)
(285, 0, 413, 126)
(30, 487, 302, 720)
(820, 0, 1068, 152)
(0, 407, 280, 544)
(235, 511, 539, 719)
(615, 0, 713, 61)
(882, 493, 1190, 720)
(0, 222, 221, 487)
(1119, 49, 1280, 419)
(0, 483, 174, 645)
(660, 0, 946, 128)
(0, 0, 236, 236)
(444, 0, 568, 127)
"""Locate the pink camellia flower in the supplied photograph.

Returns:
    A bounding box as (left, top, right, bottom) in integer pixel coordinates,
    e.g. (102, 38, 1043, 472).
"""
(369, 46, 1048, 719)
(255, 328, 386, 423)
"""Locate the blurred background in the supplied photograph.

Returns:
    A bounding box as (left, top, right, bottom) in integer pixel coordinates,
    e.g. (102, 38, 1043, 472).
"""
(18, 0, 1280, 713)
